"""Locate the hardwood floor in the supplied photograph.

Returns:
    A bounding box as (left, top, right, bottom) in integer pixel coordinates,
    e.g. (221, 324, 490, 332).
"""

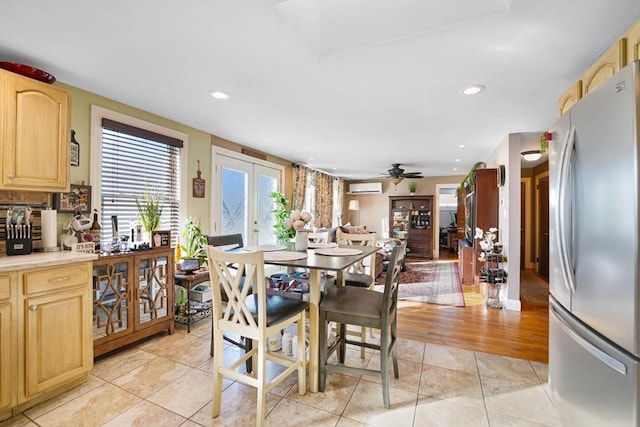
(396, 250, 549, 363)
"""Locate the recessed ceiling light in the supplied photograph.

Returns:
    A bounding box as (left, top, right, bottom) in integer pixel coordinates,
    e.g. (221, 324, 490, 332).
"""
(209, 90, 230, 100)
(455, 158, 460, 162)
(462, 85, 485, 95)
(458, 144, 465, 148)
(453, 167, 458, 171)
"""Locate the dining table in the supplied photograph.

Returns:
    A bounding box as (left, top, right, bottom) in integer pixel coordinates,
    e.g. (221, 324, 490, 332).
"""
(256, 243, 380, 393)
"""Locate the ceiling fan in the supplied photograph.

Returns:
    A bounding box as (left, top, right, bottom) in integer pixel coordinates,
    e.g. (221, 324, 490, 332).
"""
(382, 163, 424, 184)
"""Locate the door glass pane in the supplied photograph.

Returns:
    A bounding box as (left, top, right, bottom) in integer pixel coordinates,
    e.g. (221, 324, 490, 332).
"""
(93, 261, 129, 340)
(257, 173, 278, 245)
(138, 255, 169, 324)
(221, 167, 248, 238)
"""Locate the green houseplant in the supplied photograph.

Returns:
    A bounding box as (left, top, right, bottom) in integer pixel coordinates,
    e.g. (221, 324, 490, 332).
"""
(270, 191, 296, 244)
(408, 181, 417, 194)
(135, 187, 164, 233)
(180, 217, 208, 264)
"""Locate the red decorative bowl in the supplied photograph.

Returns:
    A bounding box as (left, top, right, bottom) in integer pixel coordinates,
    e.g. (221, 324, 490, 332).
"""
(0, 61, 56, 84)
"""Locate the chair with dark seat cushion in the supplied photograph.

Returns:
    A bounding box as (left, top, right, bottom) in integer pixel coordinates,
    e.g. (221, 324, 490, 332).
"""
(207, 246, 307, 425)
(318, 240, 406, 409)
(206, 233, 252, 371)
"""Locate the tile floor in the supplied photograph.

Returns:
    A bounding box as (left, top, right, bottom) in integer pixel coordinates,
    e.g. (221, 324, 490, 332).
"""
(2, 319, 559, 427)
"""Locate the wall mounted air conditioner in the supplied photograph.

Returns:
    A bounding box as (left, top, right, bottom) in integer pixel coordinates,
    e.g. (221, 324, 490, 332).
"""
(348, 182, 382, 194)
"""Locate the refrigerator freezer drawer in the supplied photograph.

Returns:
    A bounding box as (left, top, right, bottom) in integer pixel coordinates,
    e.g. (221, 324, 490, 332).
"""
(549, 303, 639, 426)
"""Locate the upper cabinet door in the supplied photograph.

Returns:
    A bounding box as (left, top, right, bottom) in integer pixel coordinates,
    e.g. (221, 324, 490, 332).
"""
(0, 70, 70, 191)
(581, 39, 626, 97)
(558, 81, 582, 117)
(626, 19, 640, 63)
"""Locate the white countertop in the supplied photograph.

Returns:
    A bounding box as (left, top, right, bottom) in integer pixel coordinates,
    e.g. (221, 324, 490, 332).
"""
(0, 251, 98, 272)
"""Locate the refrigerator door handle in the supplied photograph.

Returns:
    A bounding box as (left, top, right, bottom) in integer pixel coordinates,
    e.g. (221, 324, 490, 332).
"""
(557, 126, 577, 293)
(553, 305, 627, 375)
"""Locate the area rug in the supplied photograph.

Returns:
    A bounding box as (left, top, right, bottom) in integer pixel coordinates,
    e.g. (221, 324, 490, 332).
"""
(376, 261, 465, 307)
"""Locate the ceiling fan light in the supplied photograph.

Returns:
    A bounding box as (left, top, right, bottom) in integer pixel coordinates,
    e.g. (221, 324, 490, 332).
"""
(390, 177, 403, 185)
(521, 150, 542, 161)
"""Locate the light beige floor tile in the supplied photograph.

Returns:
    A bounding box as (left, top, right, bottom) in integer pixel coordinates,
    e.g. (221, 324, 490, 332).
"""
(32, 383, 140, 427)
(475, 352, 539, 384)
(162, 334, 212, 367)
(365, 356, 423, 394)
(481, 376, 560, 426)
(0, 414, 37, 427)
(92, 348, 157, 381)
(335, 416, 369, 426)
(265, 398, 340, 426)
(530, 361, 549, 383)
(23, 374, 106, 419)
(396, 337, 426, 364)
(424, 343, 478, 374)
(111, 357, 193, 398)
(285, 371, 359, 414)
(342, 379, 417, 426)
(189, 382, 282, 426)
(418, 364, 484, 409)
(136, 330, 195, 356)
(102, 400, 186, 427)
(414, 396, 489, 427)
(146, 368, 214, 418)
(176, 421, 202, 427)
(488, 411, 557, 427)
(326, 346, 373, 379)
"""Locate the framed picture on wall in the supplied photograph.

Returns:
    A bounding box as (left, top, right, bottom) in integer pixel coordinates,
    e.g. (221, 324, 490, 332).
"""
(53, 184, 92, 214)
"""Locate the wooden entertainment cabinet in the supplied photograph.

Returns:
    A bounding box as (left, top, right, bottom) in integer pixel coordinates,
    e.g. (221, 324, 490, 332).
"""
(389, 195, 433, 258)
(92, 247, 174, 357)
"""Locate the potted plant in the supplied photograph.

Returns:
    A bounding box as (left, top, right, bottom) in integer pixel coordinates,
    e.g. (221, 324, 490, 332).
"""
(180, 217, 208, 265)
(270, 191, 296, 244)
(135, 187, 164, 240)
(408, 180, 417, 195)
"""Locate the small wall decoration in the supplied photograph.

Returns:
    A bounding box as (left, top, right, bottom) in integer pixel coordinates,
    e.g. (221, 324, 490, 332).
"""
(70, 129, 80, 166)
(192, 160, 205, 198)
(151, 230, 171, 248)
(53, 184, 91, 213)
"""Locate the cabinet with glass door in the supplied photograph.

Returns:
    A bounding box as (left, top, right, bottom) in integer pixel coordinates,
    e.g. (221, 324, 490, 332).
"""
(389, 196, 433, 258)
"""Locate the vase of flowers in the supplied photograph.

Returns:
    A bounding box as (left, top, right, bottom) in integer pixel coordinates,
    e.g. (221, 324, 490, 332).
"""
(474, 226, 507, 308)
(286, 211, 313, 251)
(270, 191, 313, 250)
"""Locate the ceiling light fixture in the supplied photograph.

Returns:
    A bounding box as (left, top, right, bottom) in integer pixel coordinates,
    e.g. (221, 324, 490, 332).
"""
(521, 150, 542, 161)
(209, 90, 230, 100)
(462, 85, 485, 95)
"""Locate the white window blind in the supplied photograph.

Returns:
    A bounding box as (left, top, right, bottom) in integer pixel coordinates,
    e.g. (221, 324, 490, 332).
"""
(100, 118, 182, 247)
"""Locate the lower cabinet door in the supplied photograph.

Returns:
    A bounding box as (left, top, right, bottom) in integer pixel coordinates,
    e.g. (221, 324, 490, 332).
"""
(22, 287, 92, 400)
(0, 301, 14, 411)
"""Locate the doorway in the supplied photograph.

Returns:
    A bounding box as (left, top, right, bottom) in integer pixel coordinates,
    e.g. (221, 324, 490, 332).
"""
(536, 173, 549, 277)
(211, 147, 284, 246)
(435, 184, 459, 260)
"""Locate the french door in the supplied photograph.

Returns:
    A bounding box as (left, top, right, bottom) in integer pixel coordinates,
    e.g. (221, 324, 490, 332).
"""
(212, 149, 283, 246)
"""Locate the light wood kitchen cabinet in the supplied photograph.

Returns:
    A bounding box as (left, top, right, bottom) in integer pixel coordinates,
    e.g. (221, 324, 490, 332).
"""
(581, 39, 626, 97)
(18, 263, 93, 402)
(558, 81, 582, 116)
(92, 248, 174, 358)
(0, 255, 95, 422)
(0, 69, 70, 191)
(0, 273, 16, 414)
(626, 19, 640, 63)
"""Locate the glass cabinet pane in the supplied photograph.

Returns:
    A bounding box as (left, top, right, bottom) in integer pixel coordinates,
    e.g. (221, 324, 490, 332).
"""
(93, 261, 130, 340)
(138, 255, 169, 324)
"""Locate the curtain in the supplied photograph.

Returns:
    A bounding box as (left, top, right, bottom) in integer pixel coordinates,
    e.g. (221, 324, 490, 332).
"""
(292, 165, 307, 212)
(314, 171, 334, 228)
(335, 178, 345, 225)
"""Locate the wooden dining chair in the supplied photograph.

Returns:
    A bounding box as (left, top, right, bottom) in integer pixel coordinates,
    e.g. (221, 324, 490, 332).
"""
(206, 233, 252, 371)
(318, 240, 406, 409)
(336, 230, 379, 357)
(308, 231, 329, 244)
(207, 247, 307, 426)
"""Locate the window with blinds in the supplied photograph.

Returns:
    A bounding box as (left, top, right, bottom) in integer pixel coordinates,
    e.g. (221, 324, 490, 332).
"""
(100, 118, 182, 247)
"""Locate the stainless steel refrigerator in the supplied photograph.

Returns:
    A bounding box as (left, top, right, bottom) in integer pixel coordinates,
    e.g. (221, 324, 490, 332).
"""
(549, 60, 640, 426)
